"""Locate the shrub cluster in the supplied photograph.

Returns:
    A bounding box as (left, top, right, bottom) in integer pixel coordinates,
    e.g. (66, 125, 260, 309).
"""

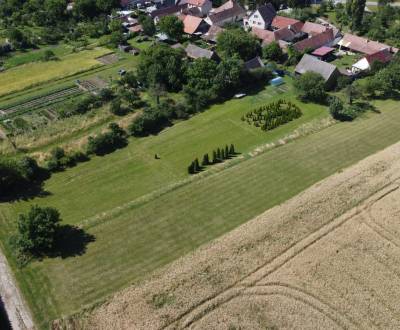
(242, 99, 302, 131)
(0, 156, 43, 197)
(188, 144, 235, 175)
(87, 123, 128, 156)
(46, 147, 89, 172)
(129, 100, 189, 137)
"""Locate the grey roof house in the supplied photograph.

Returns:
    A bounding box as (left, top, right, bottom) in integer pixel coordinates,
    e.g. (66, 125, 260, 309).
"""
(244, 56, 265, 70)
(185, 43, 218, 60)
(295, 54, 339, 88)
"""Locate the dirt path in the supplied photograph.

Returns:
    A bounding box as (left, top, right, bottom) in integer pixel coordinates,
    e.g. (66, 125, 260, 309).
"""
(0, 252, 35, 330)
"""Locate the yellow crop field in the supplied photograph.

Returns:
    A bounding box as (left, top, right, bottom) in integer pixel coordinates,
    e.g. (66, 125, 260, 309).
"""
(0, 48, 111, 97)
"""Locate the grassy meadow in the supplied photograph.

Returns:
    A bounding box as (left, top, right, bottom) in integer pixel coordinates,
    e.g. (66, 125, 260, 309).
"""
(1, 78, 400, 328)
(0, 83, 330, 327)
(0, 48, 110, 97)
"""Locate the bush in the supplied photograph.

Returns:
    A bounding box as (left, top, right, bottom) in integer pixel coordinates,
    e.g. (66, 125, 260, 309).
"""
(293, 72, 327, 103)
(87, 123, 128, 155)
(128, 106, 170, 137)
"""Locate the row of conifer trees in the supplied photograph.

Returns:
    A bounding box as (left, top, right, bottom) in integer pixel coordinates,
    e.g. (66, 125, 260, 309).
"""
(188, 144, 236, 174)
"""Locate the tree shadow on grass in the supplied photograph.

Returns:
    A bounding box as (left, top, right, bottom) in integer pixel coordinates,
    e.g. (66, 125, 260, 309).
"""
(51, 225, 95, 259)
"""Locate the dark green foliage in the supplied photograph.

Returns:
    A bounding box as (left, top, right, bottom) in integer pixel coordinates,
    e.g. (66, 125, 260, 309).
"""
(216, 28, 261, 61)
(217, 148, 221, 161)
(42, 50, 57, 61)
(244, 99, 302, 131)
(138, 14, 156, 36)
(0, 156, 44, 198)
(14, 205, 61, 255)
(137, 44, 185, 92)
(109, 98, 128, 116)
(46, 147, 88, 172)
(188, 162, 195, 174)
(87, 123, 128, 155)
(262, 41, 284, 62)
(158, 15, 184, 41)
(194, 158, 200, 171)
(212, 150, 217, 164)
(328, 96, 364, 121)
(188, 143, 236, 174)
(202, 153, 210, 166)
(229, 144, 235, 155)
(346, 0, 366, 31)
(293, 72, 327, 103)
(129, 106, 170, 137)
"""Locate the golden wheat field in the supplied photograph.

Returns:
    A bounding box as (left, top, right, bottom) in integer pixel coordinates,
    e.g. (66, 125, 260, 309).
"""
(53, 139, 400, 330)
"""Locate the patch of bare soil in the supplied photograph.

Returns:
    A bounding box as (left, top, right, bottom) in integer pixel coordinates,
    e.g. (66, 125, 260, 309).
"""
(63, 141, 400, 330)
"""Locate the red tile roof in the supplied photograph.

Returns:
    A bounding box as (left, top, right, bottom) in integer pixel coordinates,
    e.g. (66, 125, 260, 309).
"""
(271, 16, 302, 30)
(186, 0, 208, 6)
(340, 33, 394, 55)
(301, 21, 327, 36)
(365, 48, 393, 65)
(294, 29, 334, 52)
(182, 15, 203, 34)
(312, 46, 335, 57)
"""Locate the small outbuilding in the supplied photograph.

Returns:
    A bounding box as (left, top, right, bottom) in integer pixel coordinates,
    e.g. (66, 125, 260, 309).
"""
(312, 46, 335, 61)
(244, 56, 265, 71)
(185, 43, 218, 60)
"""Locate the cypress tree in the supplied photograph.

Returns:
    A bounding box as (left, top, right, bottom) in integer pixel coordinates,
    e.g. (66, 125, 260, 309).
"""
(221, 148, 225, 160)
(202, 153, 209, 166)
(188, 162, 194, 174)
(212, 150, 217, 164)
(194, 158, 200, 171)
(229, 144, 235, 155)
(225, 145, 229, 158)
(217, 148, 221, 161)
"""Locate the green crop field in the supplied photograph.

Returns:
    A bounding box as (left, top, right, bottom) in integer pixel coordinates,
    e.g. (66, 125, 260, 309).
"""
(0, 48, 110, 97)
(1, 81, 400, 328)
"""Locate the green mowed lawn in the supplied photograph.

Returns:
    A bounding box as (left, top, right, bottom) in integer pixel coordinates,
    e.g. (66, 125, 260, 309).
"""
(1, 91, 400, 328)
(0, 48, 110, 97)
(0, 83, 328, 327)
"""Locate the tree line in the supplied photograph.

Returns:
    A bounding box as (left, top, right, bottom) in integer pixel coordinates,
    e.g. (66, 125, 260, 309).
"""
(188, 144, 236, 174)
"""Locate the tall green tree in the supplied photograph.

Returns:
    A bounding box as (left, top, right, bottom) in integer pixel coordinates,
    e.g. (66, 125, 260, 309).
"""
(158, 15, 184, 41)
(216, 28, 261, 61)
(15, 205, 61, 255)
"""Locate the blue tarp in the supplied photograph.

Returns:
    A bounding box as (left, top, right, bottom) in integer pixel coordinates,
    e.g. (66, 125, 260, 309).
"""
(270, 77, 284, 86)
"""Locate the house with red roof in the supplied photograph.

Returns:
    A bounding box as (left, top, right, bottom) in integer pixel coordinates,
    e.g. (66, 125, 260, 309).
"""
(180, 14, 210, 35)
(205, 0, 246, 27)
(293, 29, 335, 53)
(338, 33, 397, 55)
(351, 48, 393, 74)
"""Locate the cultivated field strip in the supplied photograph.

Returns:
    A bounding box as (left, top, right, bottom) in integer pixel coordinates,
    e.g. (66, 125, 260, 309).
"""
(0, 87, 82, 117)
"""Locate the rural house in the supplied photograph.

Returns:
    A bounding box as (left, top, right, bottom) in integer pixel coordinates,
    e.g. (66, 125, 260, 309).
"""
(181, 15, 210, 35)
(185, 43, 218, 60)
(205, 0, 246, 27)
(351, 48, 393, 74)
(244, 3, 276, 30)
(338, 33, 398, 55)
(181, 0, 212, 16)
(201, 25, 224, 43)
(295, 54, 339, 88)
(293, 29, 335, 52)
